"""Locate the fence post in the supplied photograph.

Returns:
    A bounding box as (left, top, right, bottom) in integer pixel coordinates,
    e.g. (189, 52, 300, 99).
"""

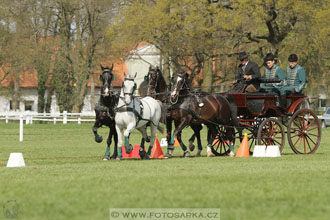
(5, 111, 8, 123)
(63, 111, 67, 124)
(78, 117, 81, 124)
(19, 114, 23, 142)
(54, 117, 57, 124)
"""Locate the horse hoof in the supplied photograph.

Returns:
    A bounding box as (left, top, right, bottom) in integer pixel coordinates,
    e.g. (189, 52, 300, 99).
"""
(229, 151, 235, 157)
(125, 144, 133, 154)
(103, 156, 110, 160)
(146, 136, 151, 143)
(95, 136, 103, 143)
(116, 157, 122, 161)
(206, 147, 212, 157)
(183, 151, 190, 158)
(139, 150, 146, 159)
(164, 153, 172, 158)
(196, 150, 202, 157)
(188, 141, 195, 152)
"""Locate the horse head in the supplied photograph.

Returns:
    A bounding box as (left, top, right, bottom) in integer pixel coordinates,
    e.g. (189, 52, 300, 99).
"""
(170, 71, 189, 104)
(100, 64, 114, 97)
(145, 65, 160, 95)
(122, 72, 137, 105)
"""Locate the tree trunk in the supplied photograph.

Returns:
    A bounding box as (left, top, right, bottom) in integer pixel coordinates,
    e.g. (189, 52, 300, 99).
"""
(90, 71, 95, 111)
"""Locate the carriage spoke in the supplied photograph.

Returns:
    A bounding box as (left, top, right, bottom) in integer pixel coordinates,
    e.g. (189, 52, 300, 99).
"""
(306, 134, 317, 146)
(306, 118, 316, 130)
(293, 135, 302, 147)
(305, 137, 313, 152)
(308, 133, 320, 137)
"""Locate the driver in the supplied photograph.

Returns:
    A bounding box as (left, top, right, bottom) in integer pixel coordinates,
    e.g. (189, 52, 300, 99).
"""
(230, 51, 261, 93)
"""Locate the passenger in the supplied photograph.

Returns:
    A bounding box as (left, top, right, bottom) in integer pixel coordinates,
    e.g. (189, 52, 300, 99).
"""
(276, 54, 306, 107)
(230, 51, 261, 93)
(260, 53, 285, 93)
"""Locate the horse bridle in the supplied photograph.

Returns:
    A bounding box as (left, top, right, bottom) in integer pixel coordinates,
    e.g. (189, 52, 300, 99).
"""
(121, 78, 136, 98)
(147, 69, 159, 94)
(101, 69, 113, 96)
(170, 73, 187, 104)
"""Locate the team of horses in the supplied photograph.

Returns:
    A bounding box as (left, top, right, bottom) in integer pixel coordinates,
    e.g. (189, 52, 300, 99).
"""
(93, 65, 241, 160)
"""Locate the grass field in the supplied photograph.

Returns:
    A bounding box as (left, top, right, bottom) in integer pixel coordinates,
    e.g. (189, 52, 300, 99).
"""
(1, 121, 330, 220)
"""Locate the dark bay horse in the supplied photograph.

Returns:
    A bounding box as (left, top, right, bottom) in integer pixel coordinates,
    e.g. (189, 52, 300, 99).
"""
(92, 64, 119, 160)
(168, 72, 241, 157)
(145, 66, 206, 157)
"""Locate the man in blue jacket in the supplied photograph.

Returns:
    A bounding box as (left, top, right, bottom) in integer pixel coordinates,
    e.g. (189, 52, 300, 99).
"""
(277, 54, 306, 107)
(260, 53, 285, 93)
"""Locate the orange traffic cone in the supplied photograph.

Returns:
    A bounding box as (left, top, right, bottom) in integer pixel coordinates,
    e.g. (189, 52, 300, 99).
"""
(236, 133, 250, 157)
(151, 136, 165, 159)
(174, 136, 180, 147)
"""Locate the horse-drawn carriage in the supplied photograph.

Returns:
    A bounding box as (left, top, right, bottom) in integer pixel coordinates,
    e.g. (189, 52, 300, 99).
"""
(93, 65, 321, 159)
(144, 67, 321, 157)
(211, 91, 322, 156)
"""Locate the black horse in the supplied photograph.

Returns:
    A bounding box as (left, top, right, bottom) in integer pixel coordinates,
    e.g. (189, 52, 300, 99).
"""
(167, 72, 242, 157)
(92, 64, 119, 160)
(145, 66, 208, 157)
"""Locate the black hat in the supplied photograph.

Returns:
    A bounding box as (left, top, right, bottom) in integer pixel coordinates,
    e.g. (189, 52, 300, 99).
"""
(288, 54, 298, 62)
(265, 53, 275, 61)
(238, 51, 249, 61)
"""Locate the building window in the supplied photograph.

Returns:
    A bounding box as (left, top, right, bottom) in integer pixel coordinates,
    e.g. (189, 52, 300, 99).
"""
(9, 100, 13, 110)
(319, 99, 326, 108)
(24, 101, 34, 111)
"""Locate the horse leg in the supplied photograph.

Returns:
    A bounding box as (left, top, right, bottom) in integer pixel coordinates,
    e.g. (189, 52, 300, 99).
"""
(103, 128, 112, 160)
(170, 119, 191, 157)
(226, 127, 236, 157)
(176, 131, 190, 158)
(110, 123, 118, 159)
(188, 132, 196, 152)
(92, 122, 103, 143)
(146, 124, 158, 158)
(137, 126, 149, 159)
(123, 123, 135, 154)
(191, 124, 202, 157)
(115, 124, 123, 160)
(165, 116, 174, 158)
(206, 125, 217, 157)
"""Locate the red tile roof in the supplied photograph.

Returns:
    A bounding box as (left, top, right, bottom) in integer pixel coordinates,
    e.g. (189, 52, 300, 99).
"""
(0, 60, 128, 88)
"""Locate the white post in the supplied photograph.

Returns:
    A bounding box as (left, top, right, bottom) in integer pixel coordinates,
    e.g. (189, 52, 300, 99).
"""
(19, 114, 23, 142)
(5, 111, 8, 124)
(30, 116, 33, 124)
(78, 117, 81, 124)
(54, 117, 57, 124)
(63, 111, 67, 124)
(26, 116, 29, 125)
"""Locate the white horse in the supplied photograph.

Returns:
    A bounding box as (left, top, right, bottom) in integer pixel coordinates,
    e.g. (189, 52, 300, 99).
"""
(115, 72, 165, 159)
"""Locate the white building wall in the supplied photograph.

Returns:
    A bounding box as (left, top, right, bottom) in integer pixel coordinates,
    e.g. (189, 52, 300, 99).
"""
(125, 44, 161, 88)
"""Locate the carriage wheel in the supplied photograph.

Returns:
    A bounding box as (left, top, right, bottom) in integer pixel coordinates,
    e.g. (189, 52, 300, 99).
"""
(211, 126, 235, 156)
(287, 109, 321, 154)
(257, 118, 285, 152)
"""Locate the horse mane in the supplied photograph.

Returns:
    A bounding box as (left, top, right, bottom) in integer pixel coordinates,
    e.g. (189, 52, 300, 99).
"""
(156, 69, 168, 91)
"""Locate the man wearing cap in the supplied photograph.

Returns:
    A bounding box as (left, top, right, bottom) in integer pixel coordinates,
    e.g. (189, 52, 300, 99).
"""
(231, 51, 261, 93)
(276, 54, 306, 107)
(260, 53, 285, 92)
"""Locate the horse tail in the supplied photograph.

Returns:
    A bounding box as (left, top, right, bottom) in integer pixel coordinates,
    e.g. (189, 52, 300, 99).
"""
(224, 93, 242, 141)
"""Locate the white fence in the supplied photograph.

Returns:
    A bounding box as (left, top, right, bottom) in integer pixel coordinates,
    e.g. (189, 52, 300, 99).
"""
(0, 111, 96, 142)
(0, 111, 96, 124)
